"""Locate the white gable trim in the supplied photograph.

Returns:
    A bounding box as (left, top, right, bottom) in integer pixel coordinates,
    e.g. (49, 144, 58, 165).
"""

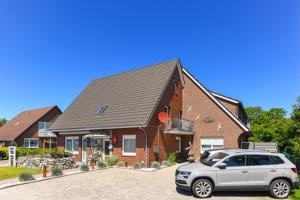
(182, 68, 249, 132)
(210, 92, 240, 104)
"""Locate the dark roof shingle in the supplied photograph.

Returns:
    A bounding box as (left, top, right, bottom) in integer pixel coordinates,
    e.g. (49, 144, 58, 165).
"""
(0, 106, 57, 141)
(50, 59, 180, 131)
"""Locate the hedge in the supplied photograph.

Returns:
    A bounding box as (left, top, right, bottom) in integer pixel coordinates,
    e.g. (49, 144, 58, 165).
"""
(0, 147, 71, 160)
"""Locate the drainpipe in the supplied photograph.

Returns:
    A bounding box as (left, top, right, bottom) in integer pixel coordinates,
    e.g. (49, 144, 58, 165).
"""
(139, 126, 148, 168)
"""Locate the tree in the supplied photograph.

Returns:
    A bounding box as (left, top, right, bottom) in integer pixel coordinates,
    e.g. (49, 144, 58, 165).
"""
(246, 96, 300, 160)
(0, 118, 7, 127)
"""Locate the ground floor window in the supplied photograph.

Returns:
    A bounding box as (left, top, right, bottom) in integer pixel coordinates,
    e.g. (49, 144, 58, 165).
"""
(122, 135, 136, 156)
(41, 138, 57, 149)
(65, 136, 79, 154)
(176, 136, 181, 153)
(200, 137, 224, 154)
(24, 138, 39, 148)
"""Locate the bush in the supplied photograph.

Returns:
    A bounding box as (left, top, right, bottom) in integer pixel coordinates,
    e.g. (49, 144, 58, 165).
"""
(0, 147, 8, 160)
(80, 164, 89, 172)
(19, 172, 34, 182)
(97, 161, 108, 169)
(51, 167, 63, 176)
(133, 161, 143, 169)
(105, 156, 119, 166)
(151, 161, 161, 169)
(162, 160, 168, 167)
(166, 153, 176, 166)
(117, 161, 125, 168)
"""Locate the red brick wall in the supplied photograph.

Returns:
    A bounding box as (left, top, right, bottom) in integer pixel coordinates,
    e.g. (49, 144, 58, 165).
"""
(57, 134, 83, 161)
(182, 73, 246, 160)
(14, 107, 61, 147)
(217, 99, 239, 116)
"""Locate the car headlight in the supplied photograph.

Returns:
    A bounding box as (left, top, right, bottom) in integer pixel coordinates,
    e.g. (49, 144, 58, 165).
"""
(178, 171, 191, 178)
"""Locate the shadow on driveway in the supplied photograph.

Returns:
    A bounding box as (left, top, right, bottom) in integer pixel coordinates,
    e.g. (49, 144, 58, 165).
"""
(176, 187, 271, 199)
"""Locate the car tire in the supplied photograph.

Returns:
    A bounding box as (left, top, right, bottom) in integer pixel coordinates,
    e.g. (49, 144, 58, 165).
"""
(192, 179, 213, 198)
(269, 179, 291, 199)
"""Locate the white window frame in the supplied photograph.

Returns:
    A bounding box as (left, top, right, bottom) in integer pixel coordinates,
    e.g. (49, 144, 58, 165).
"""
(176, 136, 181, 153)
(24, 138, 39, 148)
(122, 135, 136, 156)
(200, 137, 224, 154)
(65, 136, 79, 155)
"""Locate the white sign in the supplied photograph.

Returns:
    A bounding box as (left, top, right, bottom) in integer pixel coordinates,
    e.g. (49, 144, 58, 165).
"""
(8, 146, 16, 167)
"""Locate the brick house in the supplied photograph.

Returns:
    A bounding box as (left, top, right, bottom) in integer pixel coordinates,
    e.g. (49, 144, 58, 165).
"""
(0, 106, 62, 148)
(49, 59, 249, 166)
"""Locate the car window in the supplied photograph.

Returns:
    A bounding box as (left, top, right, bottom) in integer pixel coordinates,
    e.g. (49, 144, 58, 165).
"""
(248, 155, 271, 166)
(223, 155, 246, 167)
(270, 156, 284, 165)
(201, 152, 228, 166)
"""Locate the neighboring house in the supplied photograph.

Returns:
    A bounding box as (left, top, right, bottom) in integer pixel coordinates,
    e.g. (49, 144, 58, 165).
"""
(0, 106, 62, 148)
(49, 59, 250, 166)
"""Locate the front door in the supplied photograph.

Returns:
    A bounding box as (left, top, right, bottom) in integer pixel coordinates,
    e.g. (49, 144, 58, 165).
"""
(216, 155, 248, 189)
(103, 139, 110, 159)
(82, 138, 88, 164)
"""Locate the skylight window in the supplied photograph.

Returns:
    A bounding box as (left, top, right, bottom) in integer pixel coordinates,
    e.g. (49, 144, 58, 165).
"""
(96, 105, 107, 116)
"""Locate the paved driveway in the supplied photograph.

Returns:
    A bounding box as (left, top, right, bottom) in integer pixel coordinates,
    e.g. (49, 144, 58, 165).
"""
(0, 165, 274, 200)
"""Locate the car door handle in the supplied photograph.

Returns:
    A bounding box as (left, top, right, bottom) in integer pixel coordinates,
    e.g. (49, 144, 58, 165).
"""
(270, 169, 277, 172)
(241, 170, 248, 173)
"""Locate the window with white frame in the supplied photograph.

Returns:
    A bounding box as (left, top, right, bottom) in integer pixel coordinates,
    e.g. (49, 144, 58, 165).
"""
(200, 137, 224, 154)
(122, 135, 136, 156)
(65, 136, 79, 154)
(38, 121, 50, 132)
(24, 138, 39, 148)
(176, 136, 181, 153)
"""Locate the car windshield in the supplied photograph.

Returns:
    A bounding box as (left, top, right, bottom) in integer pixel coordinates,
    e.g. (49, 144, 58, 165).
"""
(201, 152, 228, 166)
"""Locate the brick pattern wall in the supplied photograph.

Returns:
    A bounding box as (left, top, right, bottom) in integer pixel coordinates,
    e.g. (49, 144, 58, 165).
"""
(182, 73, 246, 160)
(14, 107, 61, 147)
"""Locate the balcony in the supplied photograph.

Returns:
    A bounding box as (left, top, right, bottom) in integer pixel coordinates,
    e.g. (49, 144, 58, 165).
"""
(38, 129, 57, 138)
(164, 118, 194, 135)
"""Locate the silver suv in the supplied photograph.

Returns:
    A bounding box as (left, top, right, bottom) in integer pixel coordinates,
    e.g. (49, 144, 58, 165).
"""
(175, 150, 299, 199)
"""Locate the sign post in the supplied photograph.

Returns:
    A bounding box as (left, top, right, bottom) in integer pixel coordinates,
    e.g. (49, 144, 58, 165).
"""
(8, 146, 16, 167)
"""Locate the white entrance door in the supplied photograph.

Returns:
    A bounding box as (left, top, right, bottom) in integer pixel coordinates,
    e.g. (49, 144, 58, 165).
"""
(82, 138, 88, 163)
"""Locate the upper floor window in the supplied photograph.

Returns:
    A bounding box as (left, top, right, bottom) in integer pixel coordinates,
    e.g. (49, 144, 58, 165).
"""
(96, 105, 107, 116)
(164, 106, 171, 118)
(174, 81, 179, 95)
(38, 121, 50, 131)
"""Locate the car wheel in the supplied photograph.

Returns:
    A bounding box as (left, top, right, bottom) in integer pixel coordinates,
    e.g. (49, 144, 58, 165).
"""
(192, 179, 213, 198)
(270, 179, 291, 199)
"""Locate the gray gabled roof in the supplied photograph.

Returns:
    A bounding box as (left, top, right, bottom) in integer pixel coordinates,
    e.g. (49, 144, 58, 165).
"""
(50, 59, 182, 131)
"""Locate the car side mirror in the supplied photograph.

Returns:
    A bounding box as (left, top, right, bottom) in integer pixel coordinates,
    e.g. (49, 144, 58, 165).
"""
(217, 163, 227, 169)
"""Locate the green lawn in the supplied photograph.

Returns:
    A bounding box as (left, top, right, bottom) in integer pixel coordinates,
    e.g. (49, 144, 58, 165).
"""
(0, 167, 42, 180)
(290, 189, 300, 200)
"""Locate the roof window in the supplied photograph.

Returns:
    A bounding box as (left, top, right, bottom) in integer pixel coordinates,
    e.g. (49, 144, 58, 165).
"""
(96, 105, 107, 116)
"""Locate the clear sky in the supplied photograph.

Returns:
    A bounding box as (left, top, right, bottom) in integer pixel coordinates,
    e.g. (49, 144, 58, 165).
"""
(0, 0, 299, 120)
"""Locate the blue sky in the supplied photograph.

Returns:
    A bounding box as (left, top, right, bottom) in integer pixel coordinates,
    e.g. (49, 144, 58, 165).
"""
(0, 0, 299, 120)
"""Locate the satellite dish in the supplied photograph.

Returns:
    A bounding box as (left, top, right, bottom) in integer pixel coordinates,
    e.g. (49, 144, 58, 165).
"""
(158, 112, 169, 123)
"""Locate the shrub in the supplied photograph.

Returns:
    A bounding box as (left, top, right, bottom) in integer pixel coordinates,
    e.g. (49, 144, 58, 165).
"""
(51, 167, 63, 176)
(166, 153, 176, 166)
(133, 161, 143, 169)
(162, 160, 168, 167)
(97, 161, 108, 169)
(0, 148, 8, 160)
(117, 161, 125, 168)
(19, 172, 34, 182)
(151, 161, 161, 169)
(80, 164, 89, 172)
(105, 156, 119, 166)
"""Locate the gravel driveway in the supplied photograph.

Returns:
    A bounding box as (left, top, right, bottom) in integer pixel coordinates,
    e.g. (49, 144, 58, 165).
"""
(0, 165, 275, 200)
